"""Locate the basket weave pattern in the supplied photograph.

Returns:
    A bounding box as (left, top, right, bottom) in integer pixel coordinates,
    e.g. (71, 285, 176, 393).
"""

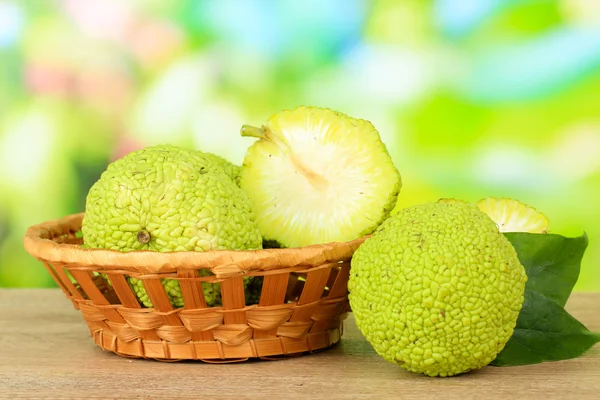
(23, 213, 365, 362)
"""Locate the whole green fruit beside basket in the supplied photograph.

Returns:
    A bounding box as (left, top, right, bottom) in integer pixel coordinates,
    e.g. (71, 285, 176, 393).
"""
(348, 201, 528, 377)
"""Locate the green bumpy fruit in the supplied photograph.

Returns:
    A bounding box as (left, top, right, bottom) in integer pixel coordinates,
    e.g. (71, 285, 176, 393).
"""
(82, 144, 263, 308)
(197, 151, 241, 186)
(348, 201, 527, 377)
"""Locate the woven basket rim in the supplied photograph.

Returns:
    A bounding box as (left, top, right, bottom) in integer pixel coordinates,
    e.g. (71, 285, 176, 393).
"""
(23, 212, 367, 277)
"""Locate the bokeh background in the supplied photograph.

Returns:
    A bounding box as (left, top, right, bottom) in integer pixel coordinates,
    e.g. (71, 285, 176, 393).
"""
(1, 0, 598, 290)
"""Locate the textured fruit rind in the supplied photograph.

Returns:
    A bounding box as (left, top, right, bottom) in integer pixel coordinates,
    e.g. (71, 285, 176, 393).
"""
(240, 106, 401, 248)
(348, 202, 527, 377)
(197, 151, 241, 187)
(82, 144, 262, 308)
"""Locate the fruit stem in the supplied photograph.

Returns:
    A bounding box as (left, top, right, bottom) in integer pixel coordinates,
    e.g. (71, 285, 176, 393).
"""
(240, 125, 267, 139)
(137, 230, 151, 244)
(241, 123, 329, 191)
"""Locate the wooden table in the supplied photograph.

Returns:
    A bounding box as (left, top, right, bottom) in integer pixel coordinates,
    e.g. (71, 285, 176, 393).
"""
(1, 289, 599, 399)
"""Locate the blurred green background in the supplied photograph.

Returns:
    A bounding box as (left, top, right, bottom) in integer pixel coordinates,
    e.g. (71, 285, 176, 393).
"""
(0, 0, 598, 290)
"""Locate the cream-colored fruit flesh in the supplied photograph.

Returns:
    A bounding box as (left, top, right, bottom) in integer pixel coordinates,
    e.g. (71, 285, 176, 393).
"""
(477, 198, 549, 233)
(242, 115, 398, 248)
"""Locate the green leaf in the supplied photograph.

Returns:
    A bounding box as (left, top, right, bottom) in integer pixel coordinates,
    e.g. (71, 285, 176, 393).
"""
(492, 289, 600, 366)
(504, 232, 588, 307)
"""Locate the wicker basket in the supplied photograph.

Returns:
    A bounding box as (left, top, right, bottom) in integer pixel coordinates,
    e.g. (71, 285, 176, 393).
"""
(23, 213, 366, 362)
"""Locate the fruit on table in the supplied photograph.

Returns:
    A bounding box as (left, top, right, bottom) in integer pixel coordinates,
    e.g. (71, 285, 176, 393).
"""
(348, 201, 528, 377)
(81, 144, 262, 308)
(239, 106, 401, 248)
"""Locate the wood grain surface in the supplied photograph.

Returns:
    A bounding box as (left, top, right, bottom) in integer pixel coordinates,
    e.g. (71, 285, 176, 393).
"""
(1, 289, 599, 400)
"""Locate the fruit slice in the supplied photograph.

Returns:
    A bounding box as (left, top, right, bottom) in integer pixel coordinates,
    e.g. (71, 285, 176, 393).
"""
(239, 106, 401, 248)
(476, 197, 549, 233)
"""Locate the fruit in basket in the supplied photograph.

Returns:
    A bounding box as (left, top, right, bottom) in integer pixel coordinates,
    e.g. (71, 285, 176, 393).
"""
(81, 144, 262, 308)
(348, 201, 527, 377)
(239, 106, 401, 248)
(476, 197, 549, 233)
(128, 269, 222, 308)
